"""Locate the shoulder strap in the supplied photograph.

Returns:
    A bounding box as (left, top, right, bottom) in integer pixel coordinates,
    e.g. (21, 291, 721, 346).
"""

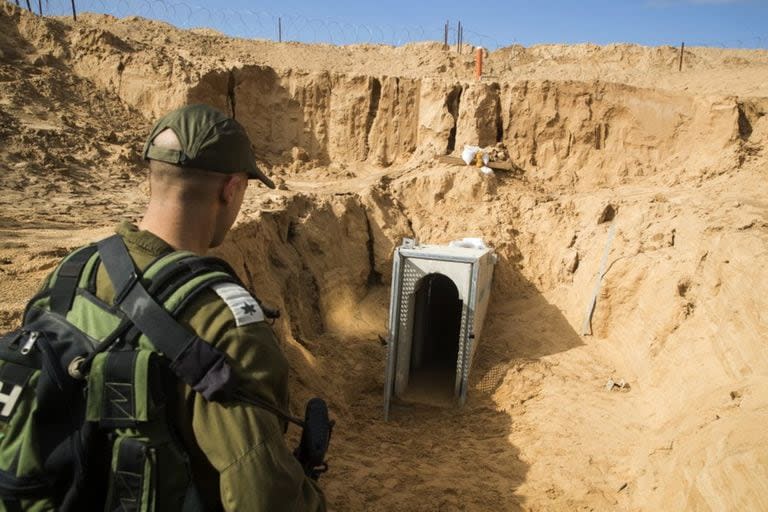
(49, 245, 98, 316)
(155, 256, 280, 320)
(96, 235, 236, 402)
(148, 255, 243, 294)
(119, 254, 240, 349)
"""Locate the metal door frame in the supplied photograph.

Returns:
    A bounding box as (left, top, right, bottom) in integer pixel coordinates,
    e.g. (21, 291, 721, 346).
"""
(384, 249, 480, 420)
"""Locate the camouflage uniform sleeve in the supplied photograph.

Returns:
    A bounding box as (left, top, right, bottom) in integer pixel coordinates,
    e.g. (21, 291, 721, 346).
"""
(179, 284, 327, 512)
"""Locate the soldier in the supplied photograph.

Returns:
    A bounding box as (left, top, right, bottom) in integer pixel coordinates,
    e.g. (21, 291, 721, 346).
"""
(102, 104, 326, 510)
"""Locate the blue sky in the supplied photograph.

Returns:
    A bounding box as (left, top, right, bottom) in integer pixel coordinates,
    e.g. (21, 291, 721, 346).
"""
(56, 0, 768, 48)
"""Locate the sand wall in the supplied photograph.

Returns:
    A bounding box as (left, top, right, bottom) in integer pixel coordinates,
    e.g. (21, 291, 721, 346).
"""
(186, 68, 753, 189)
(26, 12, 754, 187)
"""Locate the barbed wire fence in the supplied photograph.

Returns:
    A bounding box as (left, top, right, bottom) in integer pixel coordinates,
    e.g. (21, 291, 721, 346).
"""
(12, 0, 501, 50)
(10, 0, 768, 51)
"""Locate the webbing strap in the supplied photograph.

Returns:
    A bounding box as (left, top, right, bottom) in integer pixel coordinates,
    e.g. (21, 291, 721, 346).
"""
(107, 438, 147, 512)
(49, 245, 98, 316)
(96, 235, 236, 402)
(121, 256, 237, 361)
(101, 352, 138, 426)
(147, 256, 242, 298)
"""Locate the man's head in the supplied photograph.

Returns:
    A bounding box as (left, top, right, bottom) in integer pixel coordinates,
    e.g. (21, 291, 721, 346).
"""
(143, 104, 274, 189)
(141, 105, 273, 250)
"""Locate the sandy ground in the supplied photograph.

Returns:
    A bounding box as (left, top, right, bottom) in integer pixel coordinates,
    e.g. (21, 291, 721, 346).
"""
(1, 2, 768, 510)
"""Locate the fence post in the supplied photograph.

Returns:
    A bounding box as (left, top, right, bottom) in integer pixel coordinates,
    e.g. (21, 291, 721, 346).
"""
(71, 0, 77, 21)
(14, 0, 19, 7)
(443, 20, 448, 50)
(25, 0, 31, 11)
(456, 21, 462, 54)
(278, 17, 282, 42)
(678, 42, 685, 71)
(37, 0, 41, 15)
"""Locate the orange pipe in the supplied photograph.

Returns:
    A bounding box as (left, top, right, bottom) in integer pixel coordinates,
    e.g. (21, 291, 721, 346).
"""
(474, 47, 483, 80)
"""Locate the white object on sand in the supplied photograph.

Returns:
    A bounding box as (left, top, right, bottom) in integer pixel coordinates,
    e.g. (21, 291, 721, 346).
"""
(461, 145, 481, 165)
(449, 237, 488, 250)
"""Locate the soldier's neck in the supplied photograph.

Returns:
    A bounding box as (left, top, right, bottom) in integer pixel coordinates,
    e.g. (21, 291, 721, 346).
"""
(139, 200, 216, 255)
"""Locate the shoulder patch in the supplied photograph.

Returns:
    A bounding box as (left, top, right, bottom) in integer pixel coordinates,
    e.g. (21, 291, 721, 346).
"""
(211, 282, 265, 327)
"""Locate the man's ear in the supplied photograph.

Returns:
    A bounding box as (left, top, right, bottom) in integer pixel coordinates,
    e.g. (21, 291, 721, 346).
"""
(220, 174, 242, 204)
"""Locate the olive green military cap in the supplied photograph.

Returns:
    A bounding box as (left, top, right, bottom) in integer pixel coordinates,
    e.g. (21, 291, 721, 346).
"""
(143, 104, 275, 189)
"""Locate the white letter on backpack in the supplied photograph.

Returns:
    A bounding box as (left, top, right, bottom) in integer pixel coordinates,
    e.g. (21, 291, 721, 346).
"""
(0, 383, 23, 418)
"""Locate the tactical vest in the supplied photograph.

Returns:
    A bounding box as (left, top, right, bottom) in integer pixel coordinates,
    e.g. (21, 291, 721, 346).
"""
(0, 235, 250, 511)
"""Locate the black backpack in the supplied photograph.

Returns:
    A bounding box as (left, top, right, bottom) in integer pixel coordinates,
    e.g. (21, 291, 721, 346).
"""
(0, 235, 332, 511)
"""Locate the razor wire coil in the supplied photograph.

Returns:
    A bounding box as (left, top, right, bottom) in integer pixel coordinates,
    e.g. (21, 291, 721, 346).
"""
(15, 0, 768, 50)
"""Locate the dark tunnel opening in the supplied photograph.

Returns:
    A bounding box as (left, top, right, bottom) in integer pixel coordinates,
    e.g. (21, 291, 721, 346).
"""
(406, 273, 462, 403)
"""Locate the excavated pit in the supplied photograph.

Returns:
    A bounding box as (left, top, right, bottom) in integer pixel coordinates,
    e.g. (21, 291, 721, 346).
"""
(2, 6, 768, 511)
(192, 65, 768, 510)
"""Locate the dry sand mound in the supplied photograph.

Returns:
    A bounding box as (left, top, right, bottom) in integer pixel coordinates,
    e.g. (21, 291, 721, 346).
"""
(1, 3, 768, 510)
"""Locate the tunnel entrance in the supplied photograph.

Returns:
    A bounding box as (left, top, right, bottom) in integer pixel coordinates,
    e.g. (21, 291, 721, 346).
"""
(384, 239, 496, 420)
(406, 273, 462, 404)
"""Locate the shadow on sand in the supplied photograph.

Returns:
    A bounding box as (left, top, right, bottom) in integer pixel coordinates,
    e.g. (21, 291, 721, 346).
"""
(358, 250, 583, 511)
